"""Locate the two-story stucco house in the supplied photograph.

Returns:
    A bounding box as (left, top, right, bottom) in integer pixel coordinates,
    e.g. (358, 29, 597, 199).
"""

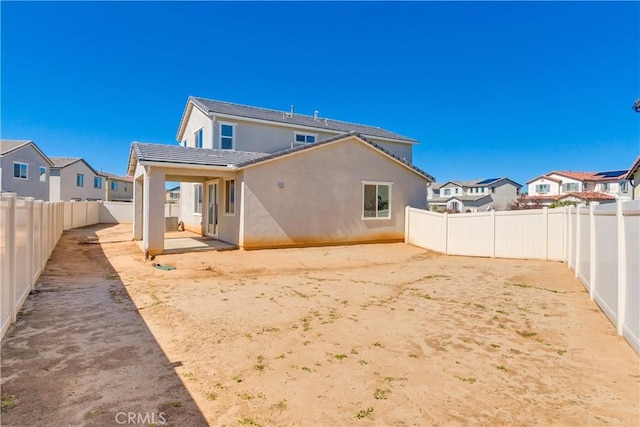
(128, 96, 434, 255)
(49, 157, 108, 201)
(0, 140, 53, 200)
(102, 173, 133, 202)
(427, 178, 522, 212)
(525, 170, 631, 206)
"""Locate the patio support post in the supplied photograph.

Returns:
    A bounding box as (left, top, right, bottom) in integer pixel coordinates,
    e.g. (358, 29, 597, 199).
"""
(142, 166, 166, 256)
(133, 176, 143, 241)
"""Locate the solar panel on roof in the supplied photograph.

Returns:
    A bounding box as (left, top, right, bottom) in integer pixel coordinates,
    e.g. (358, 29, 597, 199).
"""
(595, 170, 627, 178)
(476, 178, 500, 185)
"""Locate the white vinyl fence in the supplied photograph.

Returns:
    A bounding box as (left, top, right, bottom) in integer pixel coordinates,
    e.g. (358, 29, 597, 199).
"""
(1, 194, 106, 340)
(405, 201, 640, 354)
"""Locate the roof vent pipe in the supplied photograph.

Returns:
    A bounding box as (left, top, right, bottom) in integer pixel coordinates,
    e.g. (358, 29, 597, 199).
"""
(290, 105, 295, 116)
(314, 110, 319, 121)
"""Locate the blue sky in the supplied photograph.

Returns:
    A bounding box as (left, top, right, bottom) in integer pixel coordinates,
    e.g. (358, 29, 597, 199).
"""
(2, 1, 639, 187)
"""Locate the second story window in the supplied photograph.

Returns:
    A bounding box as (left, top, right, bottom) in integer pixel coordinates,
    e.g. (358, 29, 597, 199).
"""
(294, 132, 316, 144)
(77, 173, 84, 187)
(443, 188, 451, 196)
(94, 177, 102, 189)
(13, 162, 28, 179)
(621, 182, 629, 192)
(220, 123, 235, 150)
(124, 183, 128, 192)
(562, 183, 579, 192)
(601, 182, 610, 191)
(39, 166, 47, 182)
(195, 128, 203, 148)
(536, 184, 549, 194)
(111, 181, 118, 191)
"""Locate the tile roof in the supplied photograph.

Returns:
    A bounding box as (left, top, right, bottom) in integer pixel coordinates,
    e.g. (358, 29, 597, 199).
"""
(101, 171, 134, 182)
(558, 191, 616, 202)
(1, 139, 32, 154)
(185, 96, 418, 143)
(437, 177, 521, 188)
(128, 132, 435, 182)
(129, 142, 269, 170)
(549, 170, 628, 182)
(49, 157, 82, 168)
(429, 194, 492, 203)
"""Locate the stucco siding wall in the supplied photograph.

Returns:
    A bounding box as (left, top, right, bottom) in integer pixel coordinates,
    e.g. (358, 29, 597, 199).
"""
(0, 147, 50, 200)
(634, 171, 640, 200)
(181, 105, 415, 160)
(240, 138, 428, 249)
(491, 182, 519, 210)
(106, 179, 133, 201)
(528, 178, 561, 196)
(180, 182, 204, 233)
(55, 162, 105, 201)
(182, 107, 213, 148)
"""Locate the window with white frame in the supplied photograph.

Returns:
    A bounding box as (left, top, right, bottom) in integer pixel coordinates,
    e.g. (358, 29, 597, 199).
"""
(621, 181, 629, 192)
(124, 183, 128, 192)
(94, 177, 103, 189)
(562, 183, 579, 192)
(363, 182, 391, 219)
(77, 174, 84, 187)
(195, 128, 203, 148)
(443, 188, 451, 196)
(13, 162, 28, 179)
(220, 123, 235, 150)
(39, 166, 47, 182)
(601, 182, 610, 191)
(194, 184, 203, 214)
(111, 181, 118, 191)
(536, 184, 549, 194)
(294, 132, 316, 144)
(225, 179, 235, 215)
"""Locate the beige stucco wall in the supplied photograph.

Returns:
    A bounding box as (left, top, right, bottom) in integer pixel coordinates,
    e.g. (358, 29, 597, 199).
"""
(634, 170, 640, 200)
(0, 145, 50, 200)
(51, 160, 106, 201)
(240, 137, 429, 249)
(106, 178, 133, 201)
(180, 104, 415, 161)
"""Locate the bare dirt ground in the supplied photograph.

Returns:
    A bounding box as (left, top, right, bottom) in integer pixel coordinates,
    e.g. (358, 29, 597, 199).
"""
(2, 224, 639, 426)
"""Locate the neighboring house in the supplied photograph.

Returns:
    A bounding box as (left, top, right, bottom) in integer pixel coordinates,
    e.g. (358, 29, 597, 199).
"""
(626, 156, 640, 200)
(103, 172, 133, 202)
(49, 157, 107, 201)
(166, 186, 180, 203)
(0, 139, 53, 200)
(524, 170, 631, 206)
(129, 115, 434, 255)
(427, 178, 522, 212)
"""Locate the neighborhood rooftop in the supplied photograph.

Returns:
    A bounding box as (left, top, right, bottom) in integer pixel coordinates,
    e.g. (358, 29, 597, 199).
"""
(49, 157, 83, 168)
(186, 96, 419, 143)
(1, 139, 33, 154)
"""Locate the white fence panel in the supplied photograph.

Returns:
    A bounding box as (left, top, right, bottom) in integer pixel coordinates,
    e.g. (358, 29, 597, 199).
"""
(447, 212, 493, 257)
(0, 196, 12, 339)
(71, 202, 87, 229)
(622, 202, 640, 353)
(405, 208, 446, 253)
(547, 210, 566, 261)
(14, 199, 31, 312)
(576, 208, 590, 289)
(101, 201, 133, 224)
(592, 211, 618, 323)
(33, 202, 42, 280)
(495, 210, 546, 259)
(164, 203, 179, 218)
(63, 202, 72, 230)
(87, 202, 101, 225)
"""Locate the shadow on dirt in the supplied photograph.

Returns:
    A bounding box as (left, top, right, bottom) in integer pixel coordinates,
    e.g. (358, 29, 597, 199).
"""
(1, 224, 207, 426)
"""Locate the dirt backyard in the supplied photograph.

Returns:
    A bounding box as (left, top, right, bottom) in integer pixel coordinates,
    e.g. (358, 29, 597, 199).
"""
(1, 224, 639, 426)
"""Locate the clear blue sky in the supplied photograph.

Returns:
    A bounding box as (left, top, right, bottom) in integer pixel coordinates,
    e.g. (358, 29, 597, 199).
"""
(2, 1, 639, 187)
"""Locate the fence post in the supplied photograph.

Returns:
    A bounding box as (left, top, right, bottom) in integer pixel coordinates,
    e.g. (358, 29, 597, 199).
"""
(616, 201, 626, 335)
(443, 212, 449, 254)
(404, 206, 410, 244)
(543, 207, 549, 261)
(563, 206, 569, 264)
(4, 193, 17, 323)
(588, 203, 597, 300)
(24, 198, 35, 291)
(575, 207, 581, 279)
(491, 209, 496, 258)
